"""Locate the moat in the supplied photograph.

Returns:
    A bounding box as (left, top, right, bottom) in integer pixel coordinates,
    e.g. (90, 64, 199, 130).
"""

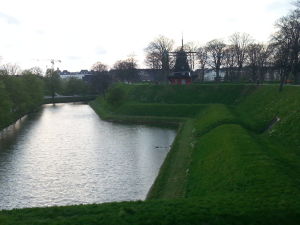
(0, 103, 176, 210)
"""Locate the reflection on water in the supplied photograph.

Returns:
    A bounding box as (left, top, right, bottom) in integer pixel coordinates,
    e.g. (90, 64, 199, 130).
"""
(0, 103, 176, 210)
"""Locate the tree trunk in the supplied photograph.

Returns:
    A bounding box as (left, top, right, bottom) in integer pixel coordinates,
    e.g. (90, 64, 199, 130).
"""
(279, 70, 287, 92)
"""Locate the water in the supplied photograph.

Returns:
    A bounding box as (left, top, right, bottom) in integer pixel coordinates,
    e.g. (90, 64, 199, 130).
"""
(0, 103, 176, 210)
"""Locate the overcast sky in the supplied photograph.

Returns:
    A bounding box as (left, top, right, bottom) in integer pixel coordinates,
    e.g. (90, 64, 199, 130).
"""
(0, 0, 293, 72)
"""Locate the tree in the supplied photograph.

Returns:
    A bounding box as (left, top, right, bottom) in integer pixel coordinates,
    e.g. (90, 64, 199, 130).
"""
(196, 46, 208, 82)
(184, 42, 198, 70)
(91, 61, 108, 72)
(223, 45, 236, 81)
(270, 39, 291, 91)
(106, 85, 126, 107)
(0, 80, 12, 127)
(1, 63, 21, 75)
(247, 43, 263, 82)
(145, 35, 174, 81)
(22, 67, 43, 76)
(272, 5, 300, 84)
(62, 77, 89, 96)
(90, 71, 112, 96)
(229, 33, 253, 79)
(113, 56, 139, 83)
(206, 39, 226, 81)
(29, 67, 43, 76)
(45, 69, 61, 103)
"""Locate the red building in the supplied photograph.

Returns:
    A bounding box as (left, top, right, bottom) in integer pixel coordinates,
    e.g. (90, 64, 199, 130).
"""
(168, 72, 192, 85)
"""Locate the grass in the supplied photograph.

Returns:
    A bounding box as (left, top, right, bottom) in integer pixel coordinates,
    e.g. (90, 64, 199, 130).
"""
(147, 120, 195, 199)
(187, 124, 300, 202)
(1, 199, 300, 225)
(1, 83, 300, 224)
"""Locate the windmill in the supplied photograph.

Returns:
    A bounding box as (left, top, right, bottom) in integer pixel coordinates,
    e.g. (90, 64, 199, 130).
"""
(166, 36, 197, 85)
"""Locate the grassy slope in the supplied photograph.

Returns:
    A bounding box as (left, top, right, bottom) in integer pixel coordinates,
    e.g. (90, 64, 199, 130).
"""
(1, 199, 299, 225)
(236, 85, 300, 146)
(187, 124, 300, 205)
(147, 120, 194, 199)
(1, 84, 300, 225)
(124, 83, 255, 104)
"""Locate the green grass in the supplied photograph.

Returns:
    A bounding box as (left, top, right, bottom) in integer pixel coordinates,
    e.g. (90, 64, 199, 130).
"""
(147, 120, 194, 199)
(1, 83, 300, 224)
(120, 83, 256, 104)
(187, 124, 300, 202)
(115, 103, 207, 118)
(1, 199, 299, 225)
(194, 104, 237, 136)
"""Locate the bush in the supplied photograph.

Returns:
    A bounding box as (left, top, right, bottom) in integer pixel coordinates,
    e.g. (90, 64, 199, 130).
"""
(106, 85, 127, 107)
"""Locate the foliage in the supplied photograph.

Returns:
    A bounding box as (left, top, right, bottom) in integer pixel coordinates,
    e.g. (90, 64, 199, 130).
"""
(89, 71, 113, 95)
(105, 85, 127, 107)
(91, 61, 108, 72)
(44, 69, 62, 99)
(61, 77, 90, 96)
(0, 80, 12, 127)
(0, 75, 44, 129)
(271, 5, 300, 84)
(144, 35, 174, 70)
(113, 57, 139, 83)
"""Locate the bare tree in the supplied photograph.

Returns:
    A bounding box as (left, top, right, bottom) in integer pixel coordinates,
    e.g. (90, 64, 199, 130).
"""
(196, 46, 208, 82)
(145, 51, 161, 69)
(1, 63, 21, 75)
(273, 7, 300, 84)
(184, 41, 198, 70)
(270, 36, 292, 91)
(247, 43, 263, 82)
(206, 39, 226, 81)
(21, 67, 43, 76)
(113, 56, 139, 83)
(92, 61, 108, 72)
(145, 35, 174, 81)
(223, 45, 236, 81)
(229, 33, 253, 79)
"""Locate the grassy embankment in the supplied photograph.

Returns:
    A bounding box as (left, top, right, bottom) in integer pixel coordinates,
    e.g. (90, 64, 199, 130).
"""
(1, 84, 300, 225)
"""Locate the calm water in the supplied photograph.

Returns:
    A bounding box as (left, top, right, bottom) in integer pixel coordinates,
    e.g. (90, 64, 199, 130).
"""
(0, 103, 176, 210)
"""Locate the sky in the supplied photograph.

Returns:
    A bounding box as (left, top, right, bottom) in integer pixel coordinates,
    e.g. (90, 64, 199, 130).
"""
(0, 0, 294, 72)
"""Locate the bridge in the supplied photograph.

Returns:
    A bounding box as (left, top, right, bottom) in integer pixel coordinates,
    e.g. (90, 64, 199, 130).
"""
(43, 95, 98, 104)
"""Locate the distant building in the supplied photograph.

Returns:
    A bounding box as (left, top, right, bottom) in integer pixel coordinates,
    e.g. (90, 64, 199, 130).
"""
(59, 70, 93, 79)
(137, 69, 161, 82)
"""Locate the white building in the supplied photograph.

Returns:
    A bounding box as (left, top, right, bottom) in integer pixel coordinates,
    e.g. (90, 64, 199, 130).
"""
(59, 70, 93, 79)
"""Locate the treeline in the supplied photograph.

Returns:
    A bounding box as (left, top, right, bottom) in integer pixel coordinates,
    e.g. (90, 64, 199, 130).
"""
(88, 1, 300, 89)
(144, 1, 300, 86)
(44, 69, 92, 98)
(0, 69, 96, 130)
(0, 73, 44, 129)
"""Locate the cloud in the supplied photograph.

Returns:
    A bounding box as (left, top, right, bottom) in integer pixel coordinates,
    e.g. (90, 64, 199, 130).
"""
(95, 47, 107, 55)
(0, 12, 20, 25)
(35, 29, 45, 35)
(67, 56, 82, 60)
(265, 0, 292, 13)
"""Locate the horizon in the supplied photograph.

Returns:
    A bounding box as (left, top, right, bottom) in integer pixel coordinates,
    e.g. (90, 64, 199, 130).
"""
(0, 0, 293, 72)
